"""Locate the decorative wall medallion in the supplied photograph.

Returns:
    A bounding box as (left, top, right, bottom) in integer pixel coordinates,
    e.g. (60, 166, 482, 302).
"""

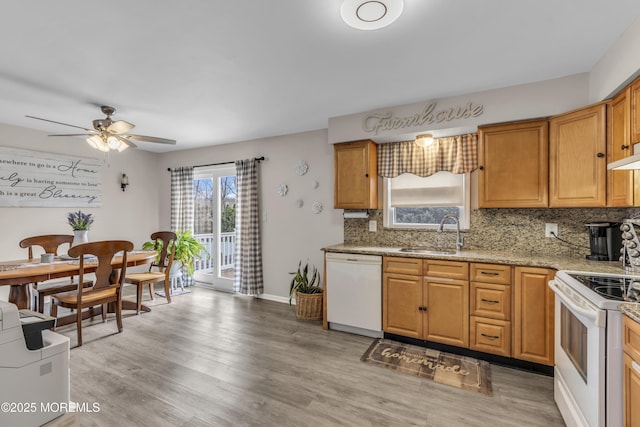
(311, 180, 319, 189)
(296, 199, 304, 208)
(277, 183, 288, 196)
(295, 160, 309, 176)
(311, 201, 323, 214)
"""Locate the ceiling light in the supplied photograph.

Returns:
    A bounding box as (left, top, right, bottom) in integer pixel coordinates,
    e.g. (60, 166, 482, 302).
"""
(341, 0, 404, 30)
(416, 133, 434, 147)
(86, 135, 109, 152)
(107, 135, 121, 150)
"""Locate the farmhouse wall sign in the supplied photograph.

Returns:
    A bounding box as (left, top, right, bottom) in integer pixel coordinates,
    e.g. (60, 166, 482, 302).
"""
(0, 146, 103, 207)
(362, 101, 484, 135)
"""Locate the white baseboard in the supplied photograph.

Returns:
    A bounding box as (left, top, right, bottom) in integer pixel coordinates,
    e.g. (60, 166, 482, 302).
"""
(257, 293, 290, 304)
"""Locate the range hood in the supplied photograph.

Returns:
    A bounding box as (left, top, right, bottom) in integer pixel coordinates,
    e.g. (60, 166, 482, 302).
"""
(608, 153, 640, 170)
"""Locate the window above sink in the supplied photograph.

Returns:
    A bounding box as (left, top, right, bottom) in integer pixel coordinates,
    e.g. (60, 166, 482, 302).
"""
(382, 171, 470, 230)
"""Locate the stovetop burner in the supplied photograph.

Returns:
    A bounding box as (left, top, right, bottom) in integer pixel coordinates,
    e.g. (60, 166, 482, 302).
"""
(568, 273, 640, 302)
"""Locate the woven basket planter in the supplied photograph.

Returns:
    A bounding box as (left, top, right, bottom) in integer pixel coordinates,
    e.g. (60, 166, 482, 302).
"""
(295, 291, 323, 320)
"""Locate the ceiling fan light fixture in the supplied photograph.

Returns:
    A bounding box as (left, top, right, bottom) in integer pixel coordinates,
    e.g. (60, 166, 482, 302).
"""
(107, 135, 121, 150)
(87, 135, 109, 152)
(341, 0, 404, 30)
(416, 133, 434, 147)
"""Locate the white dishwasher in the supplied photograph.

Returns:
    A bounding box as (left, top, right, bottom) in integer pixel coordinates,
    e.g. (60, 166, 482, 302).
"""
(325, 252, 382, 338)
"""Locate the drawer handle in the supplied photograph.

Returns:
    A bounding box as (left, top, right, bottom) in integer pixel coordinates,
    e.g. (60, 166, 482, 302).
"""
(633, 360, 640, 374)
(480, 271, 500, 276)
(481, 333, 500, 340)
(481, 298, 500, 304)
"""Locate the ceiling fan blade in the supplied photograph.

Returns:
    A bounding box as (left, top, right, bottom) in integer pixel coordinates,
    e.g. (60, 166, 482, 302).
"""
(115, 135, 137, 149)
(25, 115, 94, 132)
(107, 120, 135, 134)
(124, 134, 177, 145)
(49, 133, 95, 137)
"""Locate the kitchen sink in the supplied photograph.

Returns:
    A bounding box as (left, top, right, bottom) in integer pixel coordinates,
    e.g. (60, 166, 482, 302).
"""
(399, 247, 457, 255)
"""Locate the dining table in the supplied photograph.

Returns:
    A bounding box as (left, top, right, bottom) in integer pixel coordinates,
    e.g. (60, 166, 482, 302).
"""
(0, 250, 156, 324)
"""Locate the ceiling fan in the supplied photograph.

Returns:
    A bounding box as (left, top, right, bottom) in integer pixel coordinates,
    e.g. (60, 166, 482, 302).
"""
(26, 105, 176, 152)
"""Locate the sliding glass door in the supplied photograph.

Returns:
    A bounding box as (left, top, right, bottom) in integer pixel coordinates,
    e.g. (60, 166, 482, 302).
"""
(192, 165, 236, 292)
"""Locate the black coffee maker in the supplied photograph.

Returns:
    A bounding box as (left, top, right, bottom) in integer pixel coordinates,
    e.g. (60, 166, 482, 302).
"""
(585, 222, 623, 261)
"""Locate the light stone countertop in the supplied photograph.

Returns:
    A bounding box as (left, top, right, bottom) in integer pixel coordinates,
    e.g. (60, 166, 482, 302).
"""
(620, 303, 640, 324)
(322, 243, 630, 275)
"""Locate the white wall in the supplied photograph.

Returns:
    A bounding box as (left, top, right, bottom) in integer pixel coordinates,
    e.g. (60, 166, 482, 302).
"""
(0, 122, 162, 298)
(156, 129, 343, 301)
(590, 16, 640, 101)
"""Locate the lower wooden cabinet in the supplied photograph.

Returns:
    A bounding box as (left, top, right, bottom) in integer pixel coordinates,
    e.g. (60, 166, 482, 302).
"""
(383, 272, 422, 338)
(383, 257, 469, 347)
(424, 277, 469, 348)
(382, 257, 554, 366)
(513, 266, 555, 366)
(623, 315, 640, 427)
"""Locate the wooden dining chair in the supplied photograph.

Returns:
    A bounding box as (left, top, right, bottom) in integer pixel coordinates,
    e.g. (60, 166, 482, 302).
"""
(50, 240, 134, 347)
(19, 234, 92, 314)
(124, 231, 177, 313)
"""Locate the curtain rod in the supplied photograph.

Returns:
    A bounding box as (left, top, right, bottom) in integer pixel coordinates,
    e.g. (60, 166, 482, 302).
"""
(167, 156, 265, 171)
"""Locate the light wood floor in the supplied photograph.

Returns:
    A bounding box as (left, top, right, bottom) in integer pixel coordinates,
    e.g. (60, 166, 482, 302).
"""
(57, 286, 565, 427)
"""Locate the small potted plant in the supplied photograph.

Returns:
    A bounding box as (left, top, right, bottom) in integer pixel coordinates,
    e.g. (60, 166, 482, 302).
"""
(289, 260, 323, 320)
(67, 210, 94, 247)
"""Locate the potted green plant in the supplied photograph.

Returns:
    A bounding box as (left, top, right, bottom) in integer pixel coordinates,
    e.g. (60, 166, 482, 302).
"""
(289, 260, 323, 320)
(143, 230, 209, 284)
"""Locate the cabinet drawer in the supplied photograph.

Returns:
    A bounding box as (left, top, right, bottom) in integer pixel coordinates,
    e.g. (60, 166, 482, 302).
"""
(383, 257, 422, 275)
(624, 315, 640, 361)
(470, 263, 511, 284)
(470, 316, 511, 357)
(470, 282, 511, 320)
(423, 259, 468, 280)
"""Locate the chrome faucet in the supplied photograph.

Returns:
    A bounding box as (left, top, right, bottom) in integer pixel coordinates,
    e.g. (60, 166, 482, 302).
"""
(437, 214, 464, 251)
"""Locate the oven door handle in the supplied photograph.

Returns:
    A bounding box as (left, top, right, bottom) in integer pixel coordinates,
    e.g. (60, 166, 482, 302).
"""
(548, 279, 606, 327)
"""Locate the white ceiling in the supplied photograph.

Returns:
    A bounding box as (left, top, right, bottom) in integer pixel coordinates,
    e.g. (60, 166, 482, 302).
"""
(1, 0, 640, 153)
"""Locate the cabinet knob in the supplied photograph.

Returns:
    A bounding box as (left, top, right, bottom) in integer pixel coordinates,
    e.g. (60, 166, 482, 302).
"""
(622, 144, 630, 150)
(478, 166, 484, 170)
(597, 153, 605, 158)
(365, 173, 369, 178)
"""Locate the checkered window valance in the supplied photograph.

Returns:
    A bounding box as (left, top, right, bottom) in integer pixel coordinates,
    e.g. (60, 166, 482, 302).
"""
(377, 133, 478, 178)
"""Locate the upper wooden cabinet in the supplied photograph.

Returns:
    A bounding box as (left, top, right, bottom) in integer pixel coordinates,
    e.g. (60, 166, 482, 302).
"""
(631, 77, 640, 145)
(608, 88, 637, 206)
(478, 120, 549, 208)
(334, 140, 378, 209)
(549, 102, 607, 207)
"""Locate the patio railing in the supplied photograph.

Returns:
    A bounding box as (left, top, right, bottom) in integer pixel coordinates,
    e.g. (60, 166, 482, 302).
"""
(193, 232, 236, 271)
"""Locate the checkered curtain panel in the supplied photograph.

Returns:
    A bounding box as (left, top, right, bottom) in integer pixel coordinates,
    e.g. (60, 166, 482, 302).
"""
(233, 159, 264, 295)
(377, 133, 478, 178)
(170, 166, 195, 231)
(170, 166, 195, 286)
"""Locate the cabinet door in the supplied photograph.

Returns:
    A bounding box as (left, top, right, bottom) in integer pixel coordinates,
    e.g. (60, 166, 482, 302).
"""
(623, 352, 640, 427)
(423, 278, 469, 348)
(608, 89, 635, 206)
(513, 266, 555, 366)
(549, 103, 607, 207)
(383, 273, 421, 338)
(478, 120, 549, 208)
(334, 140, 378, 209)
(631, 77, 640, 145)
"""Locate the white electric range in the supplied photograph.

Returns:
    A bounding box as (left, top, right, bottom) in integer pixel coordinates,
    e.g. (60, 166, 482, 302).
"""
(549, 270, 640, 427)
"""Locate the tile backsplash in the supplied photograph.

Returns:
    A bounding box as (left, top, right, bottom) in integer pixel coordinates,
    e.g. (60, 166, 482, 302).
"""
(344, 207, 640, 258)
